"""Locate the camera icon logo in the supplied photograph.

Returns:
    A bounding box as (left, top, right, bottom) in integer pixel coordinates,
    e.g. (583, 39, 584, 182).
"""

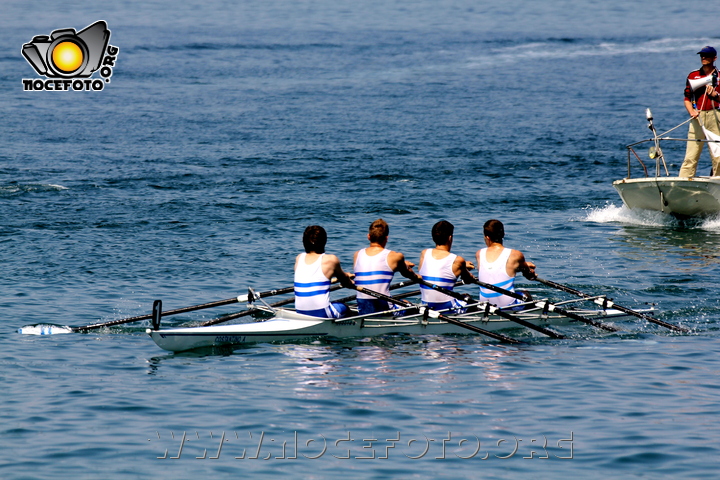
(22, 20, 110, 78)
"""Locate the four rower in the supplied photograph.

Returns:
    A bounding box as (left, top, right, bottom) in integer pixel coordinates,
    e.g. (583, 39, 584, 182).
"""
(295, 220, 537, 318)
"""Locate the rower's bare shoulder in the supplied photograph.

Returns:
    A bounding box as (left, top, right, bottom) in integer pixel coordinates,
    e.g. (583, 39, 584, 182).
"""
(454, 253, 467, 264)
(387, 250, 405, 263)
(323, 253, 341, 266)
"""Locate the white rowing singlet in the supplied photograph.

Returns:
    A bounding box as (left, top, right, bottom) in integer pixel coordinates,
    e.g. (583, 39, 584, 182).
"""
(477, 247, 518, 307)
(294, 253, 337, 317)
(418, 249, 457, 304)
(354, 248, 394, 299)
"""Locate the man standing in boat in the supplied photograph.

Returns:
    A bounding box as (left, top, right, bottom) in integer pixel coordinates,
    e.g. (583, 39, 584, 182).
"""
(475, 219, 536, 309)
(679, 46, 720, 177)
(294, 225, 354, 318)
(418, 220, 476, 312)
(353, 218, 420, 315)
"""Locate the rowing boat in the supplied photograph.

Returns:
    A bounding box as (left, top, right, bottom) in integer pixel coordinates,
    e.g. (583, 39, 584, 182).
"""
(612, 109, 720, 218)
(147, 300, 644, 352)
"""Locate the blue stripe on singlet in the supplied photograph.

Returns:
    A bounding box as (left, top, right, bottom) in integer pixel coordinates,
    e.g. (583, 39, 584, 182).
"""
(294, 280, 331, 297)
(420, 276, 455, 290)
(295, 290, 329, 297)
(479, 278, 514, 297)
(355, 278, 392, 286)
(354, 270, 393, 277)
(294, 281, 331, 288)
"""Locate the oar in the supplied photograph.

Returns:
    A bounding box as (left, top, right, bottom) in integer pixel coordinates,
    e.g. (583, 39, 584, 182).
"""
(417, 279, 566, 339)
(534, 277, 689, 333)
(198, 280, 419, 327)
(331, 280, 418, 305)
(18, 284, 303, 335)
(352, 285, 523, 344)
(197, 296, 298, 327)
(467, 279, 619, 332)
(76, 284, 306, 332)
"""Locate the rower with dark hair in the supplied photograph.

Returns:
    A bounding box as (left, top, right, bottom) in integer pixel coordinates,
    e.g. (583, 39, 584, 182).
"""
(353, 218, 420, 315)
(294, 225, 354, 318)
(417, 220, 476, 312)
(475, 219, 536, 309)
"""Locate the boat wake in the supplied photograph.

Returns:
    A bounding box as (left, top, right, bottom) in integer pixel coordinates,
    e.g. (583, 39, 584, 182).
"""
(581, 204, 720, 230)
(467, 37, 717, 69)
(581, 204, 677, 227)
(0, 184, 68, 197)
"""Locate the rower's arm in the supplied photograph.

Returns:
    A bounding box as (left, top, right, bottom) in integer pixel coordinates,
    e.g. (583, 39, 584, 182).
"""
(454, 256, 477, 284)
(331, 256, 355, 288)
(389, 251, 420, 282)
(510, 250, 536, 280)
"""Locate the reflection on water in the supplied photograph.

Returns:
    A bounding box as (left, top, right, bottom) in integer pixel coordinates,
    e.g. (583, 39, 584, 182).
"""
(272, 338, 527, 399)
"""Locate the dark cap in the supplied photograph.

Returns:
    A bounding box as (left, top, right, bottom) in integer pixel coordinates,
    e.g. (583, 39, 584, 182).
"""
(697, 46, 717, 56)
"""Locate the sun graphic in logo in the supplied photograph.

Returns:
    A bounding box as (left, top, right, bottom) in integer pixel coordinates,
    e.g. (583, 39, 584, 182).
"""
(51, 41, 84, 73)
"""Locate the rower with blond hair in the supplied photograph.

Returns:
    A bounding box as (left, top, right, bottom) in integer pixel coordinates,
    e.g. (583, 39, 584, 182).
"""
(353, 218, 420, 315)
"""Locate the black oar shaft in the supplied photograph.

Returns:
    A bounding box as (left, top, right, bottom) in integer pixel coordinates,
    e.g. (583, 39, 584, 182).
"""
(199, 281, 419, 327)
(472, 278, 527, 301)
(332, 280, 418, 304)
(198, 297, 296, 326)
(74, 282, 319, 332)
(534, 277, 689, 333)
(537, 302, 620, 332)
(354, 286, 522, 344)
(470, 279, 618, 332)
(418, 279, 565, 339)
(74, 296, 242, 331)
(251, 285, 296, 299)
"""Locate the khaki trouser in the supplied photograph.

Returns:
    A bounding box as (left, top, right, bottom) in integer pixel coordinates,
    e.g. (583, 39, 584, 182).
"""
(679, 109, 720, 177)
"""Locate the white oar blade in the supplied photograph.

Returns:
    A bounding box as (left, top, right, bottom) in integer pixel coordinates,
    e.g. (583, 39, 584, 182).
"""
(18, 324, 74, 335)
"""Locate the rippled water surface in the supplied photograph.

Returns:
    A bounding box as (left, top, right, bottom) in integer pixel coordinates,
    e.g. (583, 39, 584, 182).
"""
(2, 1, 719, 478)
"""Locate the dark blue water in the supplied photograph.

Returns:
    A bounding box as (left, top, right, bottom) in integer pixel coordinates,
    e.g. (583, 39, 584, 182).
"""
(2, 1, 719, 478)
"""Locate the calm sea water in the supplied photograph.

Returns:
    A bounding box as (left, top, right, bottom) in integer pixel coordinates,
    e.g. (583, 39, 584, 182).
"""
(2, 1, 719, 478)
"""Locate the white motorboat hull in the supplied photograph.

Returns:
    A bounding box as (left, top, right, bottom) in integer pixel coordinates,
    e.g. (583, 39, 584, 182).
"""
(613, 176, 720, 217)
(147, 306, 637, 352)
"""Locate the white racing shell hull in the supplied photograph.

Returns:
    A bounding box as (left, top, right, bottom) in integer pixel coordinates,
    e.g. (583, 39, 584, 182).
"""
(613, 176, 720, 217)
(147, 307, 634, 352)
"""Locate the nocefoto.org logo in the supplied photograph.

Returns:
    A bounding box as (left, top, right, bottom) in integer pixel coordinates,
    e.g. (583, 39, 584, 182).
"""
(21, 20, 119, 92)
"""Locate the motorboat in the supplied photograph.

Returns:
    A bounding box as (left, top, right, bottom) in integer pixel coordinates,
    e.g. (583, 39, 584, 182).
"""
(613, 109, 720, 218)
